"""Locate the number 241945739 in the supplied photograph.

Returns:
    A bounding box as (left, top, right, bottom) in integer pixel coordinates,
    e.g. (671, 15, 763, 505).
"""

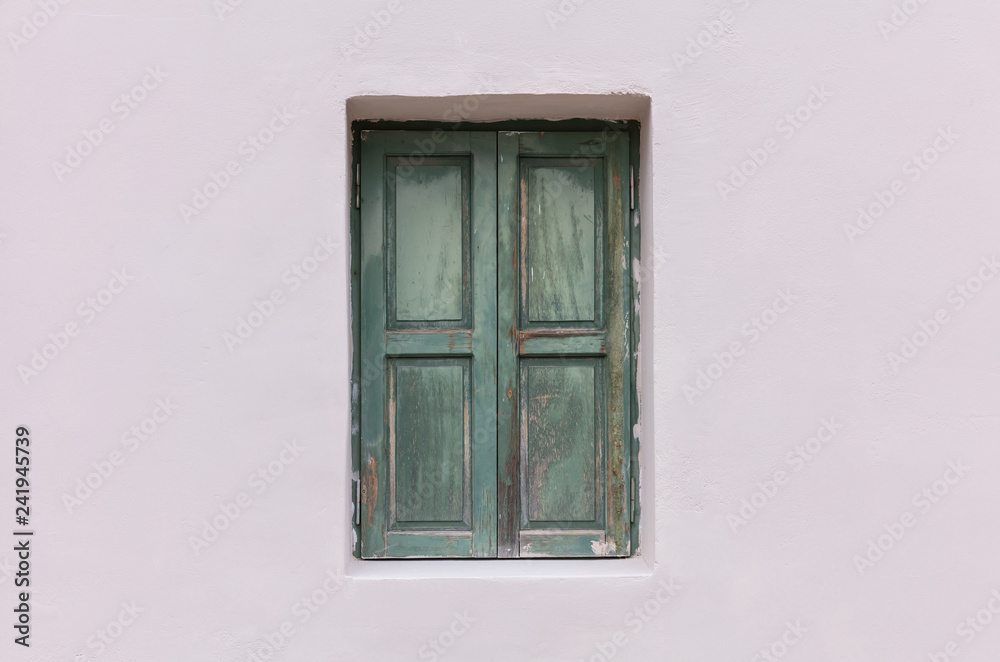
(15, 427, 30, 527)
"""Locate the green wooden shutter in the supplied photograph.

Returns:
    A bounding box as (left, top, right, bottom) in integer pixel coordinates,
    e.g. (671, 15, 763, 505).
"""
(359, 131, 498, 558)
(358, 128, 631, 559)
(497, 132, 631, 557)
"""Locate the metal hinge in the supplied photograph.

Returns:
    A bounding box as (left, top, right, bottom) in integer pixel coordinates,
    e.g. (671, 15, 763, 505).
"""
(355, 163, 361, 209)
(630, 477, 636, 522)
(629, 165, 634, 210)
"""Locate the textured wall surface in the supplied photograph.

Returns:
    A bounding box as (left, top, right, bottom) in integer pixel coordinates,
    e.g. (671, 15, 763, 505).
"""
(3, 0, 1000, 660)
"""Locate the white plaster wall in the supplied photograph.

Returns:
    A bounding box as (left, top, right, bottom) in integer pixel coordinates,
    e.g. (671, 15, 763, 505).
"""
(2, 0, 1000, 660)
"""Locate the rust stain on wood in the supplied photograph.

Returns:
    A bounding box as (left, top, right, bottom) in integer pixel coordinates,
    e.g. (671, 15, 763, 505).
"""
(498, 378, 519, 557)
(363, 455, 378, 529)
(517, 328, 602, 340)
(519, 178, 529, 324)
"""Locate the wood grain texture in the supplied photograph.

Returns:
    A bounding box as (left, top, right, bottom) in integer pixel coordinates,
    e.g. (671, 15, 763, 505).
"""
(604, 127, 631, 557)
(519, 155, 605, 331)
(360, 128, 632, 559)
(525, 164, 597, 322)
(359, 130, 388, 558)
(390, 359, 469, 525)
(496, 132, 521, 557)
(507, 131, 631, 557)
(628, 122, 641, 553)
(390, 162, 466, 322)
(520, 360, 601, 524)
(469, 131, 499, 557)
(361, 131, 497, 558)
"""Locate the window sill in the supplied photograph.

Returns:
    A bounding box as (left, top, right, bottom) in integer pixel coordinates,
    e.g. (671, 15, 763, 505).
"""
(346, 554, 653, 580)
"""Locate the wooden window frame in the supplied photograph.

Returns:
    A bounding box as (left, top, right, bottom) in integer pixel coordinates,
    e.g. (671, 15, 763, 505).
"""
(349, 119, 642, 560)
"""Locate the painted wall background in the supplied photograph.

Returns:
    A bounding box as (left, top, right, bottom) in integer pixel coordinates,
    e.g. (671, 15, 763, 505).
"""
(3, 0, 1000, 660)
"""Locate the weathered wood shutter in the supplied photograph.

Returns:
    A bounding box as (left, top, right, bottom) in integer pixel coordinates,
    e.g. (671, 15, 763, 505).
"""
(360, 131, 498, 558)
(497, 132, 631, 557)
(359, 129, 631, 559)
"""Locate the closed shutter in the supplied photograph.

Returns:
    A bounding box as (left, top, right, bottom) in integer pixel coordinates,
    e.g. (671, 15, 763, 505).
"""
(359, 128, 631, 559)
(497, 132, 631, 557)
(359, 131, 498, 558)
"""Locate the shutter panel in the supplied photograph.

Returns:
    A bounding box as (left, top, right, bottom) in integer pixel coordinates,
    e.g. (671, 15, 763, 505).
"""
(360, 131, 498, 558)
(497, 131, 631, 557)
